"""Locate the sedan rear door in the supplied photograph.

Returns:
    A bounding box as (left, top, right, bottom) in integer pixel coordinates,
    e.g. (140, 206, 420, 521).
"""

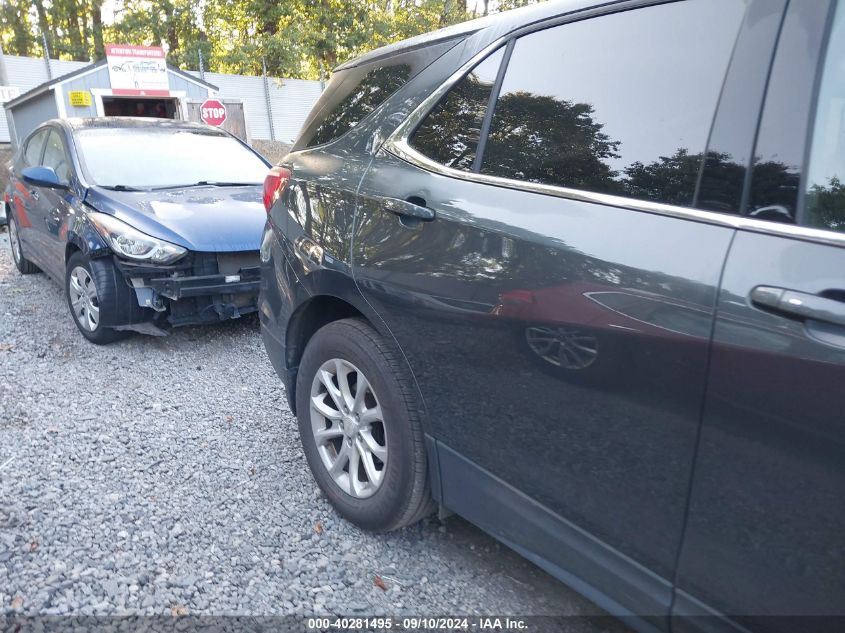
(11, 128, 50, 263)
(36, 127, 76, 278)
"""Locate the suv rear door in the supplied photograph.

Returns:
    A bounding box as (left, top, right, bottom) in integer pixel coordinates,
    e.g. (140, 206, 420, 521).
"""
(352, 0, 780, 622)
(673, 2, 845, 629)
(273, 38, 462, 312)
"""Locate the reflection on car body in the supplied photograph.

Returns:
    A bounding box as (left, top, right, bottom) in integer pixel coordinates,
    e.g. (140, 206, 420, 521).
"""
(259, 0, 845, 631)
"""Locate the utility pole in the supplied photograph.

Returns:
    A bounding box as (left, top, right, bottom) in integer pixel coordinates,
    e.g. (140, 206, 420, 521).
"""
(0, 42, 9, 86)
(198, 47, 205, 81)
(42, 31, 53, 80)
(262, 56, 276, 141)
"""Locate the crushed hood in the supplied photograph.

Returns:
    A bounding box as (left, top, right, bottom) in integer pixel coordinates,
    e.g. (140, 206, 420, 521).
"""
(85, 185, 265, 252)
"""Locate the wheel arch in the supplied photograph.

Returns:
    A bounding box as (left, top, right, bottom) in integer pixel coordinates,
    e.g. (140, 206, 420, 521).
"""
(285, 294, 370, 384)
(283, 292, 428, 425)
(65, 212, 110, 263)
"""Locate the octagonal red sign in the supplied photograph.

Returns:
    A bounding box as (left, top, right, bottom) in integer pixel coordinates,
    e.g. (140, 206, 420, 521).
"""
(200, 99, 227, 126)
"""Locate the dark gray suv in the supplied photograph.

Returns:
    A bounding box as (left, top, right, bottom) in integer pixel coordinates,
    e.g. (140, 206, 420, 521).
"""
(259, 1, 845, 630)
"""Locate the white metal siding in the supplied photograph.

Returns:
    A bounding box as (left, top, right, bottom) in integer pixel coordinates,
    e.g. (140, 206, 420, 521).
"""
(188, 71, 322, 143)
(268, 77, 324, 144)
(7, 89, 59, 143)
(1, 55, 322, 144)
(2, 55, 88, 143)
(189, 71, 271, 140)
(60, 65, 110, 118)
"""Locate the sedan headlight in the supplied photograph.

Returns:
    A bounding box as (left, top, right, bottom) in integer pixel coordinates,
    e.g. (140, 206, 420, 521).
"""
(87, 212, 187, 264)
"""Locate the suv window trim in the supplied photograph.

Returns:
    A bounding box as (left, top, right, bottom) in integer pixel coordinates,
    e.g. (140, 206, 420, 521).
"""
(471, 38, 514, 173)
(796, 0, 839, 226)
(384, 0, 845, 249)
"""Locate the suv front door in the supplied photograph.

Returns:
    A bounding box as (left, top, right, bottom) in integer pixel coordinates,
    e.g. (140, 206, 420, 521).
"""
(352, 0, 776, 621)
(673, 2, 845, 629)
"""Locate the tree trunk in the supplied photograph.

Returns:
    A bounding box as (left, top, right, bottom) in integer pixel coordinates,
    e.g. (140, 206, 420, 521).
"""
(92, 0, 104, 60)
(66, 0, 85, 60)
(9, 0, 34, 56)
(161, 0, 180, 57)
(439, 0, 453, 26)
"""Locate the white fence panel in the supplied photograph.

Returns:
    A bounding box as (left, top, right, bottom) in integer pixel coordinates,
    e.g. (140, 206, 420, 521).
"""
(188, 71, 271, 140)
(268, 77, 323, 144)
(189, 71, 322, 143)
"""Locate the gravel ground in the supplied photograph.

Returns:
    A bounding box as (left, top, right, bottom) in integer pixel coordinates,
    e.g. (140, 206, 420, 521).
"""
(0, 228, 626, 629)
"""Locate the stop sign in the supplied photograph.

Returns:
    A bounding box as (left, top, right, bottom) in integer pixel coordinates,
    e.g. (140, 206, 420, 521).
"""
(200, 99, 227, 126)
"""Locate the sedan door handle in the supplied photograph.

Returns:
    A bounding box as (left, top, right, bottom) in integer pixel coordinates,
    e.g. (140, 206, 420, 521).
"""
(383, 197, 435, 222)
(750, 286, 845, 327)
(46, 208, 62, 230)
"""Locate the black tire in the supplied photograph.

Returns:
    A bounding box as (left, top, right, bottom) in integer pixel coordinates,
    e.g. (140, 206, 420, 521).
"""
(296, 318, 434, 532)
(7, 211, 40, 275)
(65, 251, 130, 345)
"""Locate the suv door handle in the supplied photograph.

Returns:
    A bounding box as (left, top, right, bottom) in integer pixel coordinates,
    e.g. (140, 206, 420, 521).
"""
(750, 286, 845, 327)
(383, 197, 435, 222)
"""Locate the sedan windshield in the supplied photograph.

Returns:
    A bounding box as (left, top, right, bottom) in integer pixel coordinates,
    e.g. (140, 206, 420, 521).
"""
(75, 127, 268, 189)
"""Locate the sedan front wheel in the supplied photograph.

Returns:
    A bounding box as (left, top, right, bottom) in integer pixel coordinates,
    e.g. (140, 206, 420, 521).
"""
(65, 252, 129, 345)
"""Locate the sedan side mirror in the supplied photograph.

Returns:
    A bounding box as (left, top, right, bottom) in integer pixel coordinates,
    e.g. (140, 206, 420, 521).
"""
(21, 166, 68, 190)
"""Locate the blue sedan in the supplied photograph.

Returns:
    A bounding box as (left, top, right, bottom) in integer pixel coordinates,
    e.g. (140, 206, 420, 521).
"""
(5, 117, 271, 343)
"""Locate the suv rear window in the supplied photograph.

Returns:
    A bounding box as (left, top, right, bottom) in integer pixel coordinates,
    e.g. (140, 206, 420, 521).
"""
(410, 48, 505, 171)
(305, 63, 413, 148)
(296, 38, 461, 150)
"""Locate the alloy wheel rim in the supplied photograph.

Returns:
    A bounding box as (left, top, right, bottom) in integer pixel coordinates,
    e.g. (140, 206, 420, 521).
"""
(68, 266, 100, 332)
(8, 216, 21, 265)
(525, 326, 599, 370)
(309, 358, 387, 499)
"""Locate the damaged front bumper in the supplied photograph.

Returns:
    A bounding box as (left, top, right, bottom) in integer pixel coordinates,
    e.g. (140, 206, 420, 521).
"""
(114, 251, 261, 330)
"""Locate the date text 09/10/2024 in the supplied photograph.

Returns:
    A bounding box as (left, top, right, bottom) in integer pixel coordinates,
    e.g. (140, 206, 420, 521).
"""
(307, 617, 529, 630)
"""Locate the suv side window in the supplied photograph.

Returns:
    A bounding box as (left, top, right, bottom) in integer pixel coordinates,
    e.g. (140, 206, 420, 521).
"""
(479, 0, 747, 207)
(23, 129, 49, 167)
(803, 1, 845, 234)
(42, 129, 72, 184)
(410, 48, 505, 171)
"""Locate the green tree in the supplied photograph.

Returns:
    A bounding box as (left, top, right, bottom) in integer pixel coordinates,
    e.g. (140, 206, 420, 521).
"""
(0, 0, 545, 78)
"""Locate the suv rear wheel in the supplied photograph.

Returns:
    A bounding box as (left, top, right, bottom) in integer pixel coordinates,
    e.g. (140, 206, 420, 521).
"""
(296, 318, 434, 531)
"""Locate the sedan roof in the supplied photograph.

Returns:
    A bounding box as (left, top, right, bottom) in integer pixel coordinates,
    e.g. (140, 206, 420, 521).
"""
(62, 117, 224, 134)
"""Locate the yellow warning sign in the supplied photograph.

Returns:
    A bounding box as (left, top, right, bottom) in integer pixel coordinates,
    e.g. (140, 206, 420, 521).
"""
(68, 91, 92, 107)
